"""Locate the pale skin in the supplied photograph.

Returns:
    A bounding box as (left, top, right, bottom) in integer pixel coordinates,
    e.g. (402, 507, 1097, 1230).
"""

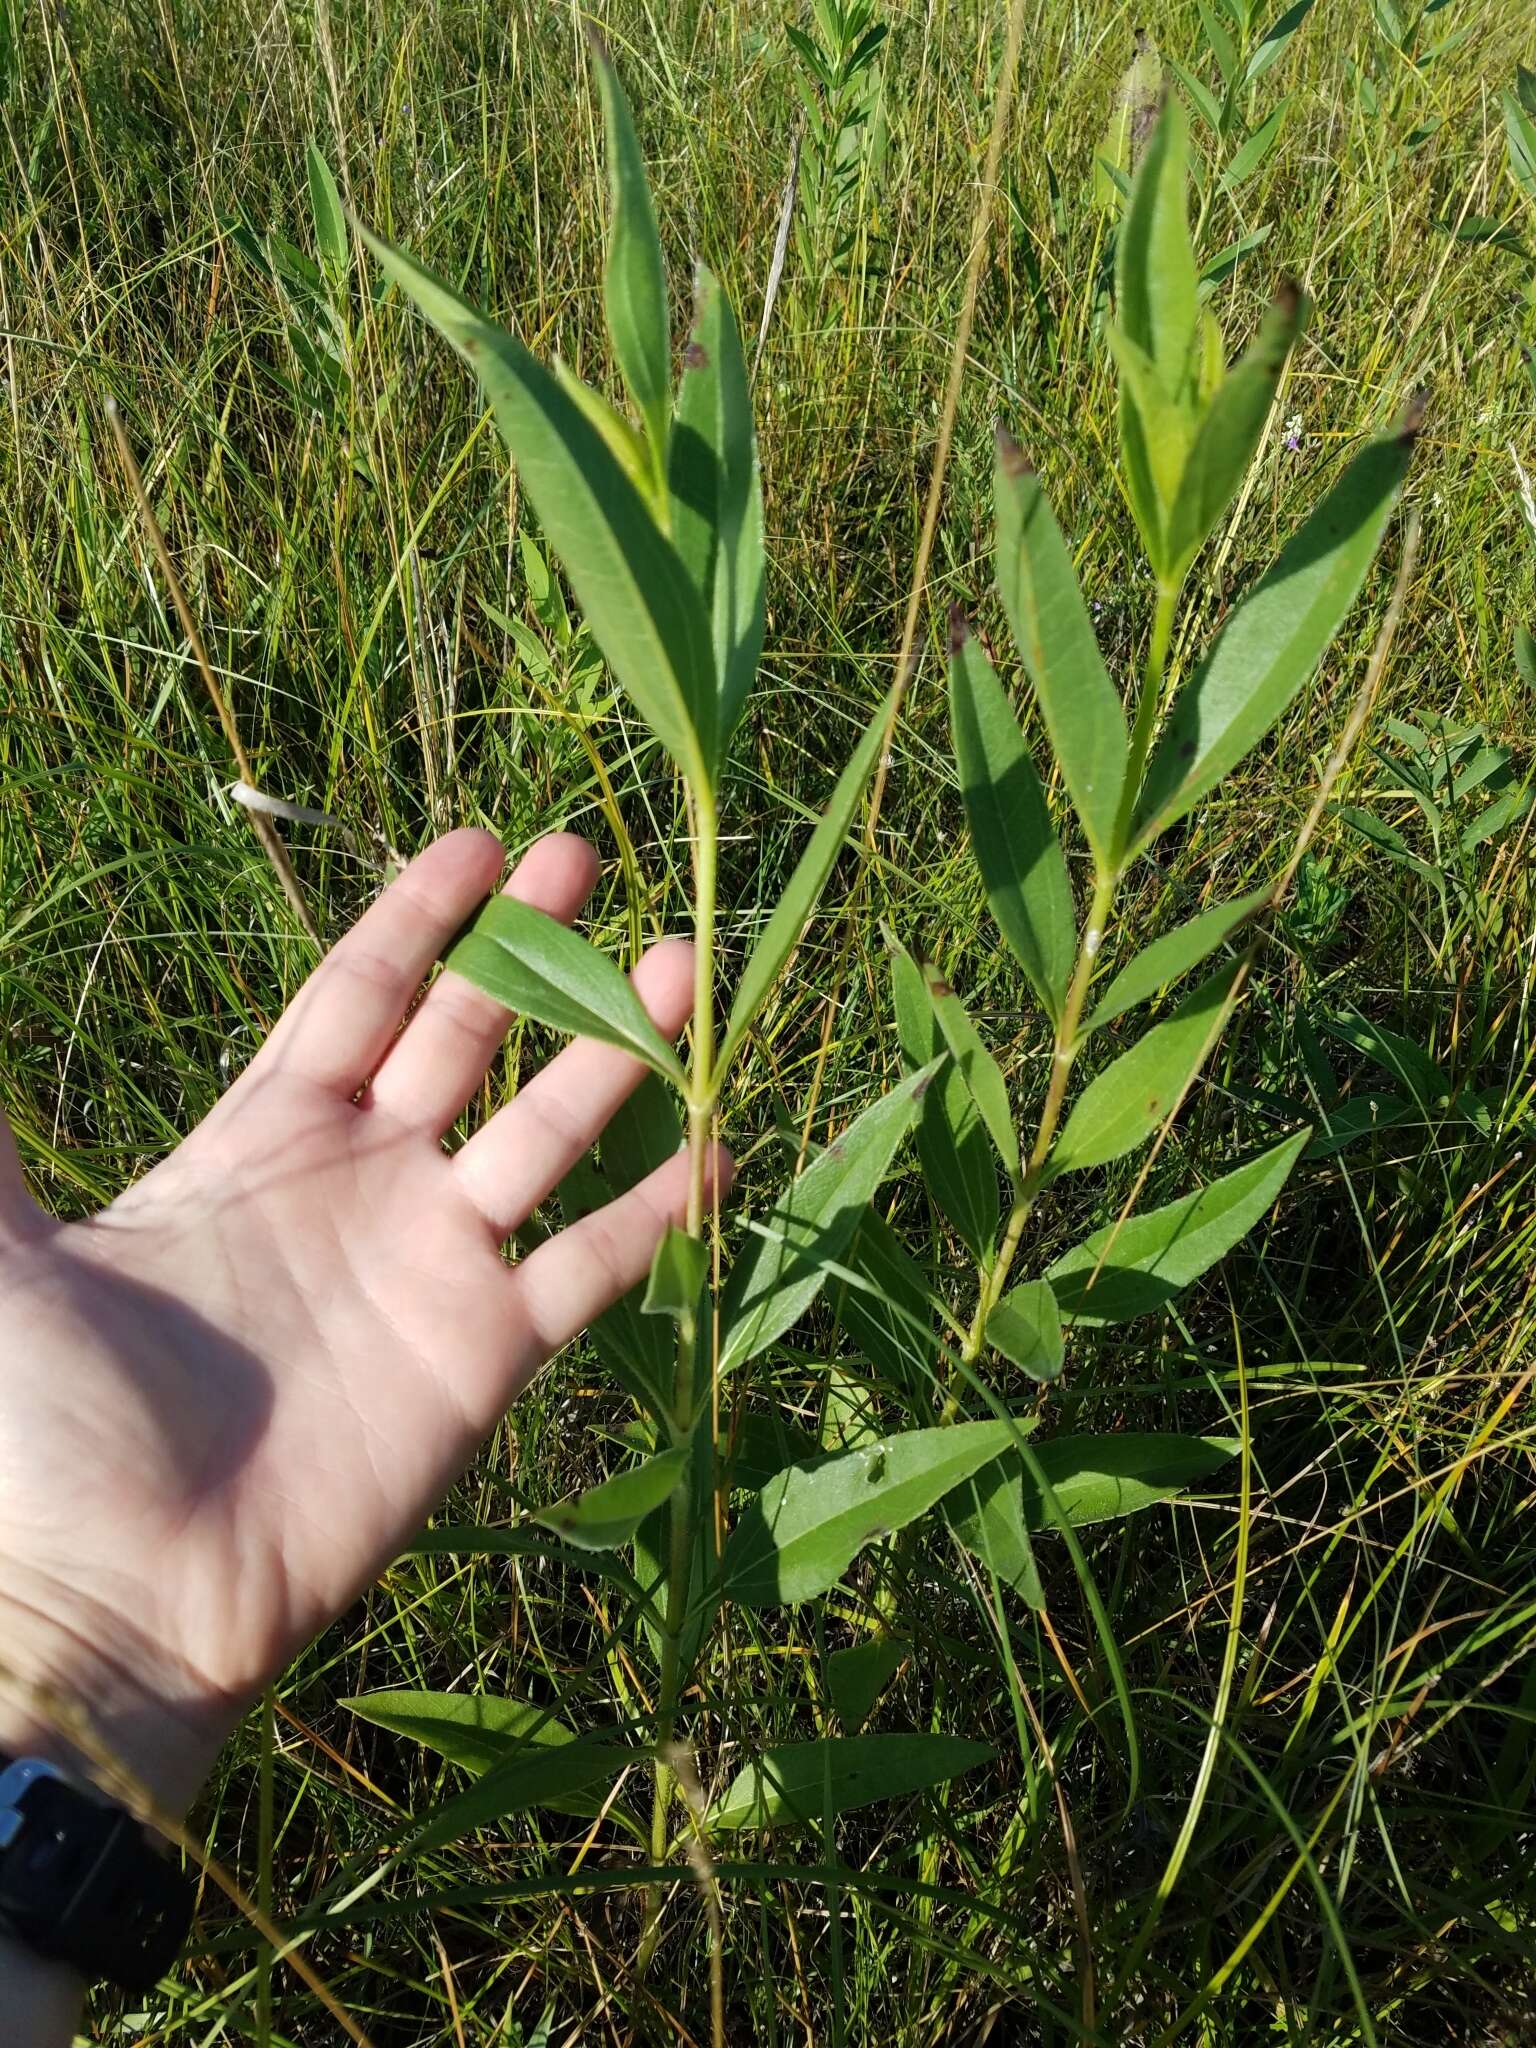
(0, 829, 729, 2043)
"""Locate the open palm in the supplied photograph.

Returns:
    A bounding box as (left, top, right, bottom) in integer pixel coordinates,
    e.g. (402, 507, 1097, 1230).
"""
(0, 830, 722, 1812)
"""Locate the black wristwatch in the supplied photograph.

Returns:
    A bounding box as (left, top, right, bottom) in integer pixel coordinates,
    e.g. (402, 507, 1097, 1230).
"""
(0, 1753, 196, 1992)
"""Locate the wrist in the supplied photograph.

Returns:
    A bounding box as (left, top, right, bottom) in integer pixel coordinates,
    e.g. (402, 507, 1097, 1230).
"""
(0, 1564, 236, 1823)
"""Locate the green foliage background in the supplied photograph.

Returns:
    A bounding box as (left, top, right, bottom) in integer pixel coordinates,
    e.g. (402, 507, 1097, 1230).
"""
(1, 0, 1534, 2038)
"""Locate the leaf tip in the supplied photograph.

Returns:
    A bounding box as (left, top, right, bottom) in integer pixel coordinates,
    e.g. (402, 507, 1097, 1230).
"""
(993, 421, 1032, 479)
(947, 601, 970, 655)
(1397, 386, 1429, 444)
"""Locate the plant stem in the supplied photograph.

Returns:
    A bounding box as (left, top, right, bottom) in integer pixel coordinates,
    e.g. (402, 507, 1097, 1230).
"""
(640, 778, 720, 1970)
(1115, 578, 1179, 857)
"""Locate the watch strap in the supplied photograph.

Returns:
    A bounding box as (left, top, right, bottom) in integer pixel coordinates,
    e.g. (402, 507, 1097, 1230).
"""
(0, 1755, 196, 1993)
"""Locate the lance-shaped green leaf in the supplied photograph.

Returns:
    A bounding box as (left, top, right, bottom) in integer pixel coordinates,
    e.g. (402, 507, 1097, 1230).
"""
(723, 1419, 1020, 1606)
(1052, 960, 1243, 1174)
(948, 620, 1075, 1024)
(1106, 322, 1198, 565)
(984, 1278, 1064, 1383)
(401, 1738, 634, 1854)
(306, 141, 348, 279)
(1133, 414, 1418, 848)
(1116, 95, 1197, 401)
(344, 1690, 586, 1777)
(360, 229, 715, 782)
(671, 264, 764, 755)
(719, 687, 891, 1070)
(1084, 885, 1268, 1034)
(642, 1225, 708, 1321)
(717, 1060, 942, 1375)
(1020, 1432, 1239, 1528)
(1221, 95, 1291, 190)
(1245, 0, 1318, 85)
(908, 948, 1021, 1186)
(827, 1639, 908, 1732)
(535, 1445, 690, 1551)
(941, 1455, 1044, 1607)
(995, 431, 1129, 878)
(891, 948, 998, 1264)
(445, 894, 684, 1086)
(555, 358, 653, 497)
(1048, 1126, 1309, 1324)
(592, 44, 671, 464)
(1164, 286, 1306, 579)
(1506, 85, 1536, 202)
(707, 1733, 995, 1831)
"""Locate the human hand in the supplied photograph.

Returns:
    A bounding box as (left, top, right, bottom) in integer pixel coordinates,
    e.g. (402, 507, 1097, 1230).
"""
(0, 830, 727, 1818)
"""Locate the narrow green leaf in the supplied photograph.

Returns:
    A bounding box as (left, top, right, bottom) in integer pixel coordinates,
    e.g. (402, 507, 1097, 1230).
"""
(941, 1457, 1044, 1607)
(1244, 0, 1317, 84)
(1507, 88, 1536, 202)
(827, 1640, 908, 1733)
(553, 358, 654, 497)
(985, 1278, 1064, 1383)
(672, 264, 764, 754)
(717, 1060, 942, 1375)
(1134, 415, 1417, 847)
(444, 895, 684, 1086)
(343, 1690, 583, 1775)
(592, 45, 671, 461)
(305, 141, 348, 278)
(1053, 961, 1243, 1174)
(1115, 96, 1197, 399)
(995, 432, 1130, 877)
(642, 1225, 708, 1319)
(1513, 623, 1536, 695)
(1048, 1127, 1309, 1324)
(360, 229, 714, 781)
(1220, 96, 1291, 190)
(907, 949, 1021, 1185)
(1021, 1432, 1239, 1528)
(948, 622, 1075, 1023)
(720, 688, 891, 1070)
(402, 1740, 633, 1855)
(723, 1420, 1021, 1606)
(707, 1734, 994, 1831)
(1084, 885, 1268, 1033)
(535, 1446, 690, 1551)
(891, 948, 999, 1264)
(1164, 288, 1307, 577)
(1104, 320, 1193, 527)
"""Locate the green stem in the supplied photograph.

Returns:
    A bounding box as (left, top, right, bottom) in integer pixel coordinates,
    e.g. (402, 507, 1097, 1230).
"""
(1115, 579, 1179, 859)
(640, 780, 720, 1971)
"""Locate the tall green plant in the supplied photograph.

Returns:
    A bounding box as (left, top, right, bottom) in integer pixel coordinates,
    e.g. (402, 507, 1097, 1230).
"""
(348, 67, 1413, 2008)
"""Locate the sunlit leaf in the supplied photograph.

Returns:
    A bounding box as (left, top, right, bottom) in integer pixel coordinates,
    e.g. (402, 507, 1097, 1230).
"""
(1220, 96, 1291, 190)
(995, 430, 1130, 878)
(707, 1734, 994, 1831)
(360, 228, 715, 782)
(984, 1278, 1063, 1383)
(907, 947, 1021, 1186)
(1116, 95, 1197, 401)
(342, 1693, 617, 1815)
(827, 1639, 908, 1732)
(891, 947, 999, 1264)
(1084, 886, 1268, 1033)
(1053, 961, 1243, 1174)
(1134, 415, 1417, 848)
(1094, 31, 1162, 212)
(1048, 1128, 1309, 1324)
(444, 894, 684, 1085)
(536, 1446, 690, 1550)
(717, 1060, 942, 1375)
(592, 45, 671, 462)
(941, 1456, 1044, 1607)
(1164, 288, 1306, 578)
(720, 687, 891, 1070)
(305, 141, 348, 279)
(401, 1739, 633, 1855)
(949, 621, 1075, 1023)
(723, 1420, 1021, 1606)
(1021, 1432, 1239, 1528)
